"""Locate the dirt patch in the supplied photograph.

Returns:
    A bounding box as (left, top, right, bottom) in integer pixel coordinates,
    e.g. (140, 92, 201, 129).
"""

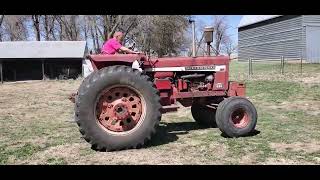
(13, 143, 87, 164)
(14, 139, 228, 165)
(267, 100, 320, 116)
(175, 107, 191, 118)
(270, 141, 320, 154)
(208, 143, 228, 159)
(264, 157, 316, 165)
(239, 152, 259, 164)
(162, 105, 192, 122)
(88, 149, 186, 165)
(264, 158, 300, 165)
(298, 73, 320, 84)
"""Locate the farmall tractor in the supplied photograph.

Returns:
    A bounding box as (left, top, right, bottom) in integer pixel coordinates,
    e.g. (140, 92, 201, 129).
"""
(70, 27, 257, 151)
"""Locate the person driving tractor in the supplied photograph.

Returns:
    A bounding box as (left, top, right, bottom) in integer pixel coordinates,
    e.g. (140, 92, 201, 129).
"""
(101, 31, 141, 55)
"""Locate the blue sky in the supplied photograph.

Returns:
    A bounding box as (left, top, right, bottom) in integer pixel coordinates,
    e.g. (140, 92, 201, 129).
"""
(195, 15, 242, 44)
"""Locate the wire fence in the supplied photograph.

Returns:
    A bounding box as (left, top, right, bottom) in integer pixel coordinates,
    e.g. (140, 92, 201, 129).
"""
(248, 57, 303, 76)
(229, 57, 317, 82)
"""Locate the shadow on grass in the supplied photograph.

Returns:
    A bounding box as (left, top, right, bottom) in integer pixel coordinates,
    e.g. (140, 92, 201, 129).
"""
(145, 121, 208, 148)
(92, 122, 261, 151)
(91, 121, 209, 152)
(220, 129, 261, 138)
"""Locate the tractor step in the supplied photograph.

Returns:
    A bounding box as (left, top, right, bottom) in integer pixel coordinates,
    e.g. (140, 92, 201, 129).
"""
(160, 105, 180, 113)
(162, 105, 180, 109)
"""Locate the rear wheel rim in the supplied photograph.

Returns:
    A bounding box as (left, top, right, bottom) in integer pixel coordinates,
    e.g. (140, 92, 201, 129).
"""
(95, 85, 146, 135)
(230, 108, 249, 128)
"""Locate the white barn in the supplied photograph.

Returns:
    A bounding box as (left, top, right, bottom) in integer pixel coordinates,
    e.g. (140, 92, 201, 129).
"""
(0, 41, 93, 83)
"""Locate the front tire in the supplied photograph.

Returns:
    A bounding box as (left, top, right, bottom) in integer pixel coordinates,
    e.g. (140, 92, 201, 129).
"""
(75, 65, 162, 151)
(216, 97, 257, 137)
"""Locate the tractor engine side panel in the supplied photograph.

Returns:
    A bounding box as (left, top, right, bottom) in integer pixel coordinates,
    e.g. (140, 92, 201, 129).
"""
(144, 56, 230, 92)
(145, 56, 230, 104)
(154, 78, 174, 106)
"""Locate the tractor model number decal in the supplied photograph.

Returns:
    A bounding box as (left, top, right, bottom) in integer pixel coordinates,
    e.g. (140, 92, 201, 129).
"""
(185, 66, 216, 70)
(144, 65, 226, 72)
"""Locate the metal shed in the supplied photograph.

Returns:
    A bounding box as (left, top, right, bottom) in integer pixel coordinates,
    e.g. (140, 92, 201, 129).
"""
(238, 15, 320, 63)
(0, 41, 87, 83)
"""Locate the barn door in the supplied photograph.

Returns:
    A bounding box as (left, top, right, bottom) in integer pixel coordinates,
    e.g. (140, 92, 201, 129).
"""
(306, 26, 320, 63)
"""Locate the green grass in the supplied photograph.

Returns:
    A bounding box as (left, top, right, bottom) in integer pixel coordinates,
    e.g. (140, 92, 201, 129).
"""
(306, 84, 320, 100)
(246, 81, 302, 103)
(46, 157, 68, 165)
(0, 62, 320, 164)
(0, 143, 43, 164)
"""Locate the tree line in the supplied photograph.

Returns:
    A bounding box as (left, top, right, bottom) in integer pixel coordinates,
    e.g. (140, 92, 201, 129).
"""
(0, 15, 237, 57)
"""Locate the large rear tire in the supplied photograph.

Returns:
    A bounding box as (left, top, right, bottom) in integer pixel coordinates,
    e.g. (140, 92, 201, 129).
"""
(216, 97, 257, 137)
(191, 103, 217, 127)
(75, 65, 162, 151)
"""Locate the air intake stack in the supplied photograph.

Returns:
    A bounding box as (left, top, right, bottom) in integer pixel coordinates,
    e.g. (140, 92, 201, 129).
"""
(204, 26, 214, 56)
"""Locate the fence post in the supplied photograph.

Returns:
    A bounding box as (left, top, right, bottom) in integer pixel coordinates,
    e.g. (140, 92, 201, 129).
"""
(249, 58, 253, 76)
(280, 56, 284, 75)
(248, 58, 250, 75)
(251, 58, 253, 75)
(300, 57, 303, 74)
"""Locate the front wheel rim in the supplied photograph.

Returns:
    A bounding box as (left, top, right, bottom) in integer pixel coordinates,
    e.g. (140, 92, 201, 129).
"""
(230, 108, 250, 128)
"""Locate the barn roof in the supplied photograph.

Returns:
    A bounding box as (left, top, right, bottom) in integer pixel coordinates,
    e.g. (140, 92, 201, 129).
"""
(238, 15, 283, 28)
(0, 41, 87, 59)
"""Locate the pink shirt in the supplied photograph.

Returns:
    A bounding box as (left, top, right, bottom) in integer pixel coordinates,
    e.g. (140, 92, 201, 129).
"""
(101, 38, 122, 54)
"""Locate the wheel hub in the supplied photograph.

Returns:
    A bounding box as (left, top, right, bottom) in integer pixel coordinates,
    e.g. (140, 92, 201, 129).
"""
(113, 100, 130, 120)
(231, 108, 249, 128)
(96, 87, 143, 133)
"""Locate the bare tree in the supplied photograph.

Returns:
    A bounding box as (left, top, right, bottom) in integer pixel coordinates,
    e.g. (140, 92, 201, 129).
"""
(78, 15, 89, 42)
(223, 36, 237, 57)
(0, 15, 191, 57)
(94, 20, 100, 52)
(57, 17, 64, 41)
(212, 15, 230, 56)
(95, 15, 139, 43)
(193, 18, 208, 56)
(83, 15, 140, 53)
(132, 15, 190, 57)
(2, 15, 28, 41)
(80, 15, 102, 53)
(90, 26, 97, 52)
(0, 15, 3, 26)
(43, 15, 50, 40)
(56, 15, 80, 41)
(40, 15, 57, 41)
(50, 16, 61, 41)
(102, 15, 122, 40)
(0, 15, 4, 41)
(31, 15, 41, 41)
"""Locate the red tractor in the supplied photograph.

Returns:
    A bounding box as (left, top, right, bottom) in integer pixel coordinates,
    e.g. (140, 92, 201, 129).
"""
(70, 29, 257, 151)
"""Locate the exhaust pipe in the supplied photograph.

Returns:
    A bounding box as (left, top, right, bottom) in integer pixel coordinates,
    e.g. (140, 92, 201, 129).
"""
(189, 19, 196, 57)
